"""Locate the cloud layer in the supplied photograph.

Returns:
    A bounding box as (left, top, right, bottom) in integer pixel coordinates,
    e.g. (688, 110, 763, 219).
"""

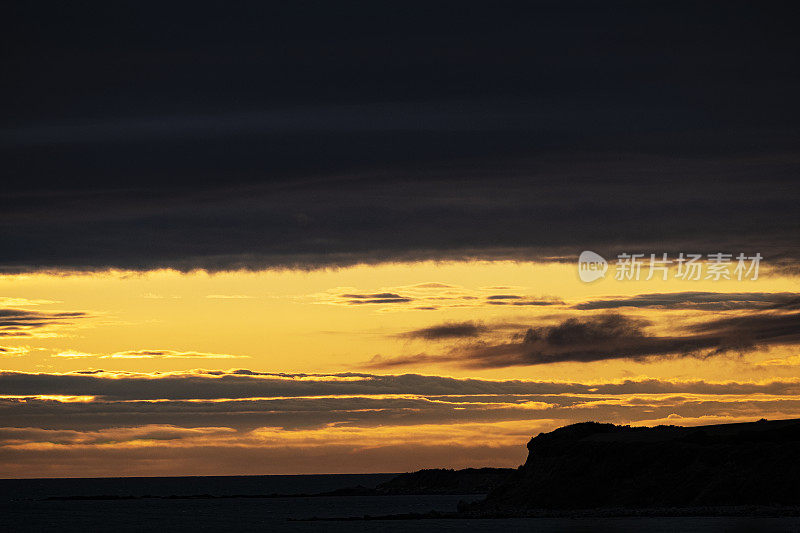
(2, 370, 800, 476)
(2, 4, 799, 272)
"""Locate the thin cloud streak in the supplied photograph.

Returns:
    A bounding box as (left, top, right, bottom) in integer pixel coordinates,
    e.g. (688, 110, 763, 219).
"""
(0, 308, 90, 338)
(575, 292, 800, 311)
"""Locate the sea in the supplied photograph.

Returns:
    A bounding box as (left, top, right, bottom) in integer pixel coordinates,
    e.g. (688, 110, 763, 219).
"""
(2, 474, 800, 532)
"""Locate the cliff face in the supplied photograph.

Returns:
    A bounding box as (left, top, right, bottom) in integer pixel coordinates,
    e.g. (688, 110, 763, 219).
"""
(475, 419, 800, 510)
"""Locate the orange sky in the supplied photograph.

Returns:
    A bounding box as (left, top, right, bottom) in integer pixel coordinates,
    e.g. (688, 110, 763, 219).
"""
(2, 259, 800, 477)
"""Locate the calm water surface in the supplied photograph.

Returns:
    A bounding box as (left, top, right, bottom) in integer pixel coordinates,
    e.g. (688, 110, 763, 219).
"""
(2, 475, 800, 532)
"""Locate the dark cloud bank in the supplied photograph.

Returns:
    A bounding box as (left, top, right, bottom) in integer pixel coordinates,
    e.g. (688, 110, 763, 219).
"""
(2, 3, 800, 272)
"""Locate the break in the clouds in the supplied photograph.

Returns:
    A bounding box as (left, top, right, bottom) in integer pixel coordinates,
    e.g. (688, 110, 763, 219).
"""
(50, 349, 248, 360)
(0, 297, 59, 307)
(2, 3, 800, 272)
(102, 350, 248, 360)
(0, 346, 30, 357)
(311, 284, 560, 311)
(376, 309, 800, 368)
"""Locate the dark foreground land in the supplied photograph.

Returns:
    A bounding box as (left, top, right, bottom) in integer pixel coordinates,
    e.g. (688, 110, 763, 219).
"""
(465, 417, 800, 515)
(4, 418, 800, 531)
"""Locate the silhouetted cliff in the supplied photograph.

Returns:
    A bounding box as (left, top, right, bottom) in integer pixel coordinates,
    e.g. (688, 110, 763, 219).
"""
(470, 418, 800, 511)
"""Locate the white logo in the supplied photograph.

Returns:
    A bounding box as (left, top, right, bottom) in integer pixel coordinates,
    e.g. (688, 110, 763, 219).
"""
(578, 251, 608, 282)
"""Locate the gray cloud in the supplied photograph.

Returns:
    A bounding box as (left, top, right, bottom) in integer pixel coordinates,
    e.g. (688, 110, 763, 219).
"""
(340, 293, 414, 305)
(398, 321, 489, 340)
(575, 292, 800, 311)
(0, 308, 89, 337)
(341, 293, 404, 299)
(373, 310, 800, 368)
(686, 312, 800, 346)
(318, 286, 551, 310)
(486, 295, 564, 306)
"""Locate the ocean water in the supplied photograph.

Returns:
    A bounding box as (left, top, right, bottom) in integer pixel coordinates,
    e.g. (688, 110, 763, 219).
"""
(2, 475, 800, 532)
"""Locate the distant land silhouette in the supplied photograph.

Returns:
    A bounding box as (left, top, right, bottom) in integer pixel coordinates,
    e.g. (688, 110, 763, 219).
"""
(43, 468, 513, 501)
(374, 468, 512, 495)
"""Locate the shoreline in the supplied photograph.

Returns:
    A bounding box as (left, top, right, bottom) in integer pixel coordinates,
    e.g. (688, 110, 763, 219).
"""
(294, 505, 800, 522)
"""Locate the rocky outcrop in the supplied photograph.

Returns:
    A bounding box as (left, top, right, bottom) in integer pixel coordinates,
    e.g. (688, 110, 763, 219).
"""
(469, 418, 800, 511)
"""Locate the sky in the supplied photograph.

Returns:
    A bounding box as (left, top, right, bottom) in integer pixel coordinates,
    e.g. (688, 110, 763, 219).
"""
(1, 2, 800, 478)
